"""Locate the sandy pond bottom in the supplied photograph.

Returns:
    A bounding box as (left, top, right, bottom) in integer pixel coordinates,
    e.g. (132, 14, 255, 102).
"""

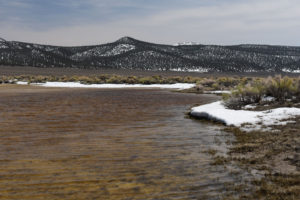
(0, 85, 237, 200)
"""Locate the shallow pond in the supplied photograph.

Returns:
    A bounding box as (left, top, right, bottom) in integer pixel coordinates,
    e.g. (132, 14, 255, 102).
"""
(0, 86, 236, 200)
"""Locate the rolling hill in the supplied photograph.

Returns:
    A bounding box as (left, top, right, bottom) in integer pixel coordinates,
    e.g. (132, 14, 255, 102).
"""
(1, 36, 300, 73)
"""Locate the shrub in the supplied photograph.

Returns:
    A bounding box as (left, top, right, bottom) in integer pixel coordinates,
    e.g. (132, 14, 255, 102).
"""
(183, 76, 200, 83)
(200, 78, 216, 88)
(139, 76, 157, 84)
(125, 76, 138, 84)
(217, 77, 238, 88)
(234, 80, 265, 104)
(265, 75, 296, 102)
(0, 76, 10, 84)
(195, 84, 204, 93)
(77, 76, 95, 84)
(106, 75, 124, 84)
(30, 75, 47, 83)
(224, 79, 266, 109)
(48, 75, 59, 82)
(224, 75, 300, 109)
(168, 76, 183, 83)
(212, 83, 222, 90)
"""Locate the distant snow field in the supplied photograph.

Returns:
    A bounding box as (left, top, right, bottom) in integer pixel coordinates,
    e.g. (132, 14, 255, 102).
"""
(16, 81, 195, 90)
(190, 101, 300, 132)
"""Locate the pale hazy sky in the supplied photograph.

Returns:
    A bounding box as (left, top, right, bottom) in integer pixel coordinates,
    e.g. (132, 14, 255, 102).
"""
(1, 0, 300, 46)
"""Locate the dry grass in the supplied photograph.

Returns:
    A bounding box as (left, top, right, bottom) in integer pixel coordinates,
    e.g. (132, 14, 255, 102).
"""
(212, 117, 300, 199)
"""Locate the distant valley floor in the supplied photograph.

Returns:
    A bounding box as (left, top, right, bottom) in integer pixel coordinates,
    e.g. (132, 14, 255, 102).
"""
(1, 65, 299, 77)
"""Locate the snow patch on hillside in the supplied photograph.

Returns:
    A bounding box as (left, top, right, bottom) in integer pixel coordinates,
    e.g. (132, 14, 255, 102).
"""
(70, 44, 135, 60)
(101, 44, 135, 57)
(282, 68, 300, 73)
(0, 44, 8, 49)
(71, 46, 111, 61)
(0, 40, 8, 49)
(170, 67, 209, 73)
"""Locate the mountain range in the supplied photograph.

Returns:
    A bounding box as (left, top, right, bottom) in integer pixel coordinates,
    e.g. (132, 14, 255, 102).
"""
(1, 36, 300, 73)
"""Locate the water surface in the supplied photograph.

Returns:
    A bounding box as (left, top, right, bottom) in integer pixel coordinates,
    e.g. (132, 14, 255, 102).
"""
(0, 86, 233, 200)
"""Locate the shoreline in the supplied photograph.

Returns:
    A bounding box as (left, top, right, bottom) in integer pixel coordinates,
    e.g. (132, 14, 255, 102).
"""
(16, 81, 195, 90)
(189, 100, 300, 132)
(189, 99, 300, 199)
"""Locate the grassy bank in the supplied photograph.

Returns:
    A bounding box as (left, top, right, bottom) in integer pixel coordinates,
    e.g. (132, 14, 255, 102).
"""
(215, 120, 300, 200)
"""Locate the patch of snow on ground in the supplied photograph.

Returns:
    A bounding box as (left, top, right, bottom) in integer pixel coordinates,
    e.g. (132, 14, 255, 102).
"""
(243, 104, 257, 109)
(205, 90, 231, 94)
(16, 81, 28, 85)
(17, 81, 195, 90)
(262, 96, 276, 102)
(190, 101, 300, 131)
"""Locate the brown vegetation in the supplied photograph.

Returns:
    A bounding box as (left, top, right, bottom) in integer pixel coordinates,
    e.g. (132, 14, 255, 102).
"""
(223, 75, 300, 109)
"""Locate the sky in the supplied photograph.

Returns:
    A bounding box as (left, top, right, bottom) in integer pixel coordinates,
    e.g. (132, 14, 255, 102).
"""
(1, 0, 300, 46)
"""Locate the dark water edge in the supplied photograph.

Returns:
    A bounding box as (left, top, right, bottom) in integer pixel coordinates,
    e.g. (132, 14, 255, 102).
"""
(0, 86, 244, 199)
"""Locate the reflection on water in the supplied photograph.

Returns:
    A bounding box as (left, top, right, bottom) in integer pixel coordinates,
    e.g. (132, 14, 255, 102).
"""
(0, 87, 233, 199)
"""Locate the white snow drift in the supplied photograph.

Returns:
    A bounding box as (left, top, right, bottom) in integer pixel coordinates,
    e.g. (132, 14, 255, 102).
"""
(190, 101, 300, 131)
(17, 81, 195, 90)
(204, 90, 231, 94)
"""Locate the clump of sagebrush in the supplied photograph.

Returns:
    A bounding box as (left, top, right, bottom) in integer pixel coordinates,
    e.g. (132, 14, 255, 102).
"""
(0, 76, 15, 84)
(196, 76, 251, 92)
(265, 75, 297, 102)
(216, 77, 241, 88)
(224, 75, 299, 109)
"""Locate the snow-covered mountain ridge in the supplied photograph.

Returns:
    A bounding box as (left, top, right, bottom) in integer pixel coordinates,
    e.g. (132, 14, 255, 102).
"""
(1, 36, 300, 73)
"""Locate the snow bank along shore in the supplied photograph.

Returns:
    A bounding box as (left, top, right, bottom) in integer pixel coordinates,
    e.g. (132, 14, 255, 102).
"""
(17, 81, 195, 90)
(190, 101, 300, 132)
(204, 90, 231, 94)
